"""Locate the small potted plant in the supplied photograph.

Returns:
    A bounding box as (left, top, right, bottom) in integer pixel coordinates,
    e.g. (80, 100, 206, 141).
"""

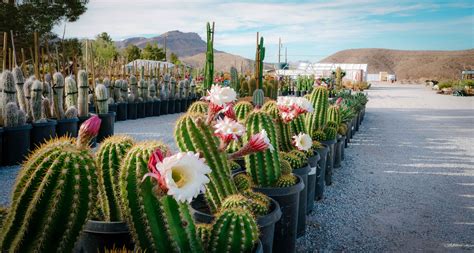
(95, 83, 115, 143)
(127, 74, 139, 119)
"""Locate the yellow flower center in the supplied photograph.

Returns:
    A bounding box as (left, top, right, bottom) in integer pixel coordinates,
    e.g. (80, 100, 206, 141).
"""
(172, 167, 188, 188)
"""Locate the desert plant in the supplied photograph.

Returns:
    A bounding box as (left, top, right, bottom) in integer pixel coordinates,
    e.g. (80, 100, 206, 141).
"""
(203, 22, 215, 91)
(138, 67, 148, 102)
(230, 67, 239, 93)
(95, 83, 109, 114)
(290, 115, 306, 136)
(188, 101, 209, 114)
(65, 75, 78, 110)
(52, 72, 66, 119)
(13, 67, 27, 113)
(78, 70, 89, 117)
(305, 86, 328, 137)
(234, 101, 253, 122)
(262, 101, 293, 152)
(128, 74, 138, 103)
(252, 89, 264, 108)
(327, 105, 341, 126)
(30, 80, 47, 123)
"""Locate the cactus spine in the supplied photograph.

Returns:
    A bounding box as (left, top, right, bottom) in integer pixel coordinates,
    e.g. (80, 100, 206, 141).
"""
(31, 80, 46, 123)
(187, 101, 208, 114)
(230, 67, 239, 93)
(77, 70, 89, 117)
(244, 111, 281, 187)
(65, 75, 78, 110)
(252, 89, 264, 108)
(95, 83, 109, 114)
(175, 114, 238, 212)
(52, 72, 66, 120)
(234, 101, 253, 123)
(328, 105, 341, 126)
(0, 138, 99, 252)
(263, 101, 293, 152)
(203, 22, 215, 91)
(13, 67, 27, 113)
(118, 142, 204, 253)
(208, 208, 259, 253)
(305, 86, 329, 137)
(290, 114, 306, 136)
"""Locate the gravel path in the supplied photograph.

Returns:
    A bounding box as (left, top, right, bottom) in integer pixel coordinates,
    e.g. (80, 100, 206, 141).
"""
(298, 83, 474, 252)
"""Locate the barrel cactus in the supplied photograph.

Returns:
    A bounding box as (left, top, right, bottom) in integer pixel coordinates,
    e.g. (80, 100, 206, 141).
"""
(275, 174, 298, 188)
(187, 101, 208, 114)
(305, 86, 329, 137)
(252, 89, 264, 108)
(234, 101, 253, 123)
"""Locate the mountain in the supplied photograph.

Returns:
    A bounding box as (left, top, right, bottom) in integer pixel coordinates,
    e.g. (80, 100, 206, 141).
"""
(319, 48, 474, 81)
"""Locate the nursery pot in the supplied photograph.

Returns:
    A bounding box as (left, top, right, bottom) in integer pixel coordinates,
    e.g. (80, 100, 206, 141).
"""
(2, 124, 32, 166)
(190, 194, 282, 253)
(127, 102, 138, 120)
(108, 103, 117, 113)
(168, 99, 176, 114)
(160, 100, 169, 115)
(234, 158, 246, 170)
(31, 119, 57, 149)
(74, 220, 134, 253)
(341, 135, 347, 161)
(145, 101, 154, 117)
(315, 144, 329, 200)
(185, 98, 192, 111)
(345, 121, 352, 146)
(307, 152, 320, 213)
(97, 112, 115, 143)
(292, 165, 310, 238)
(88, 104, 95, 113)
(137, 102, 146, 118)
(254, 175, 304, 253)
(174, 99, 181, 113)
(153, 100, 161, 116)
(334, 135, 344, 169)
(321, 139, 336, 186)
(180, 99, 188, 112)
(78, 116, 97, 148)
(115, 103, 127, 121)
(56, 117, 79, 138)
(355, 114, 360, 132)
(0, 128, 3, 165)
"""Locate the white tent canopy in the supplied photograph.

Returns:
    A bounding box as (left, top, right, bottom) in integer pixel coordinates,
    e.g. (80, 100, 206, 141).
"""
(276, 62, 368, 81)
(125, 59, 175, 69)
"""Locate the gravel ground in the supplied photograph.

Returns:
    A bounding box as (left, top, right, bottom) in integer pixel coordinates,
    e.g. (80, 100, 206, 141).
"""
(298, 83, 474, 252)
(1, 83, 473, 252)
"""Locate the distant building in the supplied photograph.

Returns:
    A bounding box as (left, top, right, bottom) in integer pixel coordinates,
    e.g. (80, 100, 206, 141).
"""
(276, 62, 368, 81)
(125, 59, 175, 71)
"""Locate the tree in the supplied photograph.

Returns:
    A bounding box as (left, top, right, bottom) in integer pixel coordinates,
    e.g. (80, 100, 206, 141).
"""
(96, 32, 112, 43)
(124, 44, 141, 62)
(170, 52, 181, 65)
(141, 43, 165, 61)
(91, 32, 118, 63)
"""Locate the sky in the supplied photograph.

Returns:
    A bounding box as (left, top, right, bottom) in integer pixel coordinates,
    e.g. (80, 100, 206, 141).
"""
(53, 0, 474, 62)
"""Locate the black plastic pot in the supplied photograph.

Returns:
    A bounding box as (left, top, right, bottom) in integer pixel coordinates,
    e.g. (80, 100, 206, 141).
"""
(78, 116, 97, 148)
(185, 98, 192, 111)
(292, 165, 310, 238)
(153, 100, 161, 116)
(31, 119, 57, 149)
(56, 118, 79, 138)
(168, 99, 176, 114)
(306, 152, 320, 213)
(145, 101, 154, 117)
(315, 144, 329, 200)
(116, 103, 127, 121)
(88, 104, 95, 113)
(74, 220, 134, 253)
(108, 103, 117, 113)
(254, 175, 304, 253)
(355, 114, 360, 132)
(0, 128, 3, 165)
(235, 158, 246, 170)
(321, 140, 336, 186)
(137, 102, 146, 118)
(345, 121, 352, 146)
(334, 135, 344, 168)
(174, 99, 181, 113)
(181, 99, 188, 112)
(2, 124, 32, 166)
(127, 102, 138, 120)
(97, 112, 116, 143)
(160, 100, 169, 115)
(190, 194, 282, 253)
(340, 135, 347, 161)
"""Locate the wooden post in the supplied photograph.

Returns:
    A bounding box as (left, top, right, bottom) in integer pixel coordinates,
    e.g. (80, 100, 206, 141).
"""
(10, 30, 17, 67)
(2, 32, 7, 71)
(41, 47, 46, 81)
(34, 32, 39, 78)
(21, 48, 26, 74)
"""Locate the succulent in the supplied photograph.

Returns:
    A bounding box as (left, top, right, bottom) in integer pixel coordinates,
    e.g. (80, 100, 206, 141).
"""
(95, 83, 109, 114)
(175, 114, 238, 212)
(208, 208, 259, 253)
(138, 67, 148, 102)
(31, 80, 46, 123)
(22, 76, 34, 121)
(230, 67, 239, 93)
(305, 86, 329, 138)
(187, 101, 208, 115)
(275, 174, 297, 188)
(114, 79, 123, 102)
(0, 134, 99, 252)
(77, 70, 89, 117)
(326, 120, 338, 129)
(252, 89, 264, 108)
(233, 173, 252, 191)
(96, 135, 134, 221)
(149, 79, 158, 101)
(234, 101, 253, 123)
(65, 75, 78, 110)
(104, 78, 115, 104)
(203, 22, 214, 91)
(229, 160, 241, 171)
(338, 123, 348, 135)
(120, 80, 129, 103)
(160, 74, 170, 100)
(312, 129, 326, 142)
(290, 114, 306, 136)
(42, 97, 53, 119)
(65, 106, 78, 119)
(262, 101, 292, 152)
(196, 224, 212, 250)
(118, 141, 205, 253)
(128, 74, 138, 103)
(2, 70, 17, 105)
(221, 194, 252, 211)
(3, 102, 26, 127)
(280, 152, 303, 169)
(255, 36, 265, 90)
(289, 150, 308, 166)
(324, 126, 338, 141)
(280, 158, 292, 175)
(52, 72, 66, 120)
(13, 67, 27, 114)
(244, 111, 281, 187)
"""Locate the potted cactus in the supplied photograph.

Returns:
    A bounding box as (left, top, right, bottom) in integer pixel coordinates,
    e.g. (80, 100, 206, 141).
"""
(50, 72, 79, 138)
(103, 78, 117, 114)
(328, 99, 344, 168)
(114, 79, 128, 121)
(95, 83, 115, 142)
(127, 74, 139, 119)
(169, 76, 177, 114)
(1, 70, 31, 166)
(150, 76, 161, 117)
(29, 79, 57, 148)
(160, 74, 170, 115)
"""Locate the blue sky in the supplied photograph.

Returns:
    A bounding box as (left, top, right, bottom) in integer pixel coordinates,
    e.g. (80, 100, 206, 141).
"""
(54, 0, 474, 62)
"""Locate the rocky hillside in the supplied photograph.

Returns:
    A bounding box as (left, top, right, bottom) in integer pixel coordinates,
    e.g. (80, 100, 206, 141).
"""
(320, 48, 474, 81)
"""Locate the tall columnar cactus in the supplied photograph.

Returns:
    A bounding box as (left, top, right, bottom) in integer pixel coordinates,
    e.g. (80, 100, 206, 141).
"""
(129, 75, 138, 103)
(52, 72, 66, 120)
(252, 89, 264, 108)
(78, 70, 89, 117)
(31, 80, 46, 123)
(118, 142, 204, 253)
(0, 136, 99, 252)
(3, 102, 26, 127)
(170, 77, 177, 99)
(335, 67, 343, 90)
(13, 67, 27, 113)
(65, 75, 78, 110)
(2, 71, 17, 105)
(187, 101, 208, 114)
(23, 77, 34, 121)
(208, 208, 259, 253)
(234, 101, 253, 123)
(103, 78, 115, 104)
(290, 114, 306, 136)
(178, 80, 185, 99)
(262, 101, 292, 152)
(244, 111, 281, 187)
(138, 67, 148, 102)
(203, 22, 215, 91)
(161, 74, 170, 100)
(114, 79, 122, 102)
(327, 105, 341, 126)
(121, 80, 129, 103)
(230, 67, 239, 93)
(95, 83, 109, 114)
(305, 86, 329, 137)
(149, 79, 158, 101)
(96, 135, 134, 221)
(255, 36, 265, 90)
(175, 114, 238, 212)
(184, 79, 190, 98)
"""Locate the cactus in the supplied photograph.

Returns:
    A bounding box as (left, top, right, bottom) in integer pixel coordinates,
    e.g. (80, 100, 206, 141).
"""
(43, 74, 53, 107)
(328, 105, 341, 126)
(233, 173, 252, 191)
(31, 80, 47, 123)
(289, 150, 308, 166)
(312, 130, 326, 142)
(4, 103, 19, 127)
(178, 80, 185, 99)
(0, 136, 99, 252)
(229, 160, 241, 171)
(190, 79, 196, 98)
(275, 174, 297, 188)
(255, 36, 265, 90)
(196, 224, 212, 250)
(280, 158, 292, 175)
(129, 75, 138, 103)
(221, 194, 252, 211)
(324, 126, 337, 141)
(149, 79, 158, 101)
(23, 76, 35, 121)
(244, 111, 281, 187)
(104, 78, 115, 104)
(78, 70, 89, 117)
(170, 77, 177, 99)
(208, 208, 259, 253)
(230, 67, 239, 93)
(2, 71, 17, 105)
(95, 83, 109, 114)
(114, 79, 122, 102)
(290, 114, 306, 136)
(175, 114, 238, 212)
(138, 67, 148, 102)
(262, 100, 293, 152)
(305, 86, 329, 137)
(65, 75, 78, 110)
(234, 101, 253, 123)
(203, 22, 215, 91)
(160, 74, 170, 100)
(335, 67, 343, 90)
(118, 142, 204, 253)
(96, 135, 134, 221)
(252, 89, 264, 108)
(13, 67, 27, 114)
(338, 123, 348, 135)
(65, 106, 78, 119)
(326, 120, 338, 129)
(42, 98, 53, 119)
(187, 101, 208, 114)
(120, 80, 129, 103)
(52, 72, 66, 120)
(280, 152, 303, 169)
